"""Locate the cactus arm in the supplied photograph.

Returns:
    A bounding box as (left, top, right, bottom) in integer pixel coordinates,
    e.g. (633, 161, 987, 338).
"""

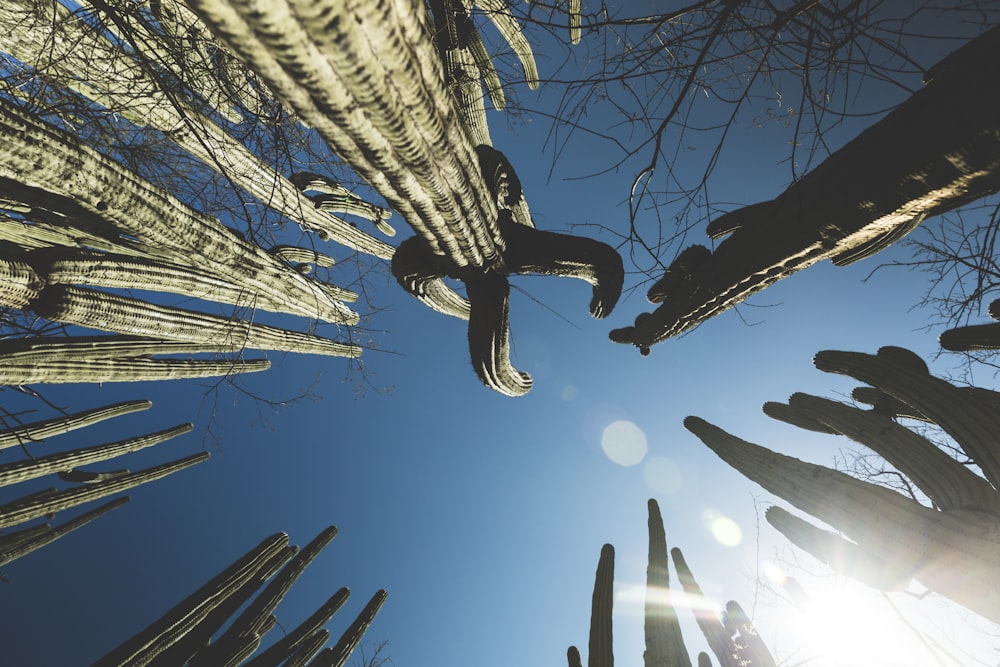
(785, 392, 1000, 513)
(0, 423, 192, 488)
(465, 269, 533, 396)
(849, 386, 930, 422)
(0, 258, 43, 307)
(669, 547, 738, 667)
(190, 526, 339, 667)
(0, 452, 209, 530)
(33, 286, 361, 357)
(473, 0, 540, 89)
(391, 235, 472, 320)
(588, 543, 615, 667)
(760, 400, 836, 434)
(610, 26, 1000, 353)
(685, 415, 1000, 623)
(644, 499, 691, 667)
(280, 629, 331, 667)
(567, 646, 584, 667)
(814, 347, 1000, 488)
(764, 507, 912, 592)
(0, 496, 129, 568)
(241, 588, 351, 667)
(723, 601, 775, 667)
(0, 399, 151, 451)
(568, 0, 581, 44)
(91, 533, 290, 667)
(312, 589, 389, 667)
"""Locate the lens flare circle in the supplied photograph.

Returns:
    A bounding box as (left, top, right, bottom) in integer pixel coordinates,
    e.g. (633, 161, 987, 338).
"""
(600, 420, 648, 466)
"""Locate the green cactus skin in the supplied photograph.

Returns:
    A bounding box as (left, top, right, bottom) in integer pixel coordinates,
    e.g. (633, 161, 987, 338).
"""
(644, 499, 691, 667)
(0, 497, 129, 567)
(312, 589, 389, 667)
(0, 399, 151, 450)
(0, 452, 209, 530)
(0, 423, 192, 488)
(92, 533, 292, 667)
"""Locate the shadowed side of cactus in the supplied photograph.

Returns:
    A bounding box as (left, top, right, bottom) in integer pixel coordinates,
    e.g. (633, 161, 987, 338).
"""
(687, 345, 1000, 624)
(568, 500, 775, 666)
(940, 298, 1000, 351)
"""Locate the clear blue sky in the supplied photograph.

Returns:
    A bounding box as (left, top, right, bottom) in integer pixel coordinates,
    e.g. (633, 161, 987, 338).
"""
(1, 6, 998, 667)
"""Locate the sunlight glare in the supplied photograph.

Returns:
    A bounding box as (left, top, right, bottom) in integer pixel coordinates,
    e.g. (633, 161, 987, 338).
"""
(601, 420, 648, 466)
(643, 456, 683, 493)
(701, 508, 742, 547)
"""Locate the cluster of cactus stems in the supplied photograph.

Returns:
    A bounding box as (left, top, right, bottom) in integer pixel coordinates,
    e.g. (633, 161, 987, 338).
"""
(686, 345, 1000, 624)
(611, 25, 1000, 356)
(569, 499, 776, 667)
(940, 297, 1000, 351)
(0, 399, 206, 566)
(91, 527, 387, 667)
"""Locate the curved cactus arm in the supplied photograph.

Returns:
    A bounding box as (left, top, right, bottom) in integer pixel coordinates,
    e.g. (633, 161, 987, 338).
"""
(311, 589, 388, 667)
(785, 392, 1000, 513)
(391, 235, 472, 320)
(0, 452, 209, 530)
(466, 270, 533, 396)
(242, 587, 351, 667)
(644, 499, 691, 667)
(765, 507, 912, 592)
(185, 0, 504, 270)
(33, 285, 361, 357)
(91, 532, 290, 667)
(685, 415, 1000, 623)
(191, 526, 339, 667)
(290, 172, 395, 237)
(670, 547, 738, 667)
(500, 215, 624, 319)
(814, 347, 1000, 489)
(0, 423, 192, 489)
(0, 0, 394, 260)
(610, 27, 1000, 353)
(0, 496, 128, 568)
(0, 399, 151, 451)
(473, 0, 540, 89)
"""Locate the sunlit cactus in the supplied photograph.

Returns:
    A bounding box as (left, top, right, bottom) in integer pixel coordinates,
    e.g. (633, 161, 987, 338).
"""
(91, 528, 387, 667)
(568, 499, 776, 667)
(687, 345, 1000, 624)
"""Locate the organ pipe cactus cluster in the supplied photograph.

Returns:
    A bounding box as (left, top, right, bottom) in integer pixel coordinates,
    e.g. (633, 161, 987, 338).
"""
(91, 527, 387, 667)
(612, 25, 1000, 355)
(686, 345, 1000, 623)
(0, 400, 206, 566)
(569, 499, 775, 667)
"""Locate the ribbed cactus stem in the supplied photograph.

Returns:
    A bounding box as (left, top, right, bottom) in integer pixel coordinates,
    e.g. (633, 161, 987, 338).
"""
(568, 0, 582, 44)
(34, 286, 361, 357)
(0, 0, 394, 260)
(91, 533, 291, 667)
(849, 386, 930, 421)
(0, 423, 192, 488)
(312, 589, 389, 667)
(685, 415, 1000, 623)
(785, 392, 1000, 513)
(644, 499, 690, 667)
(281, 629, 330, 667)
(242, 587, 351, 667)
(814, 347, 1000, 488)
(764, 506, 911, 592)
(588, 543, 615, 667)
(475, 0, 540, 89)
(0, 452, 208, 530)
(269, 246, 337, 269)
(0, 258, 43, 307)
(670, 547, 738, 667)
(0, 399, 151, 451)
(0, 496, 129, 567)
(191, 526, 339, 667)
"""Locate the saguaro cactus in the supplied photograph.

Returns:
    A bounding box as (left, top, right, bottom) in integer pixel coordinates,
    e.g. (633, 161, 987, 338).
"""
(568, 499, 775, 667)
(687, 345, 1000, 624)
(611, 26, 1000, 355)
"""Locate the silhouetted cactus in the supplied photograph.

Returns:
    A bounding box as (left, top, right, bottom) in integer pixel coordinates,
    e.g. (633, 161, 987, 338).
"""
(569, 499, 775, 667)
(687, 345, 1000, 624)
(940, 297, 1000, 351)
